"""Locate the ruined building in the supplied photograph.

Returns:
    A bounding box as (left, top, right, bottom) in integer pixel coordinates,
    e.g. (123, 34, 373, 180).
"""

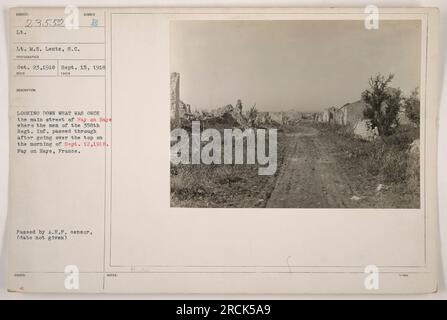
(170, 72, 180, 126)
(171, 72, 194, 126)
(338, 100, 368, 127)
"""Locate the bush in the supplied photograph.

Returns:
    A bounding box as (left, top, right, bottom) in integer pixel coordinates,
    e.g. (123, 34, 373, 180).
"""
(361, 73, 402, 136)
(404, 88, 420, 127)
(382, 125, 419, 150)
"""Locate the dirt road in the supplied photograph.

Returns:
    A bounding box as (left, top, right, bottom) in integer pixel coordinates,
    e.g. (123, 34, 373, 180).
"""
(266, 124, 368, 208)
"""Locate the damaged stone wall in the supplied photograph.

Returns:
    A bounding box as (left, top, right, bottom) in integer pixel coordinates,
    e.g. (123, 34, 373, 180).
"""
(170, 72, 180, 126)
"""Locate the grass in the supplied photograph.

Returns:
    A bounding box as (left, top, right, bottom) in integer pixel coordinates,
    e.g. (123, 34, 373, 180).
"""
(171, 163, 279, 207)
(170, 127, 285, 208)
(316, 122, 420, 208)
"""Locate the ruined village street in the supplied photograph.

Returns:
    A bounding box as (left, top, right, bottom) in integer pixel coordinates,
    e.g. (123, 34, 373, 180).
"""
(171, 121, 419, 209)
(267, 123, 368, 208)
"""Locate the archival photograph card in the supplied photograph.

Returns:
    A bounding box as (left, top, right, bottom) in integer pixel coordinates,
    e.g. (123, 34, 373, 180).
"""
(7, 7, 439, 294)
(169, 19, 422, 209)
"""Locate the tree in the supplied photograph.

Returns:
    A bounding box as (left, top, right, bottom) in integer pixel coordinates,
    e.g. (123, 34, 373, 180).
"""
(361, 73, 402, 136)
(404, 87, 420, 127)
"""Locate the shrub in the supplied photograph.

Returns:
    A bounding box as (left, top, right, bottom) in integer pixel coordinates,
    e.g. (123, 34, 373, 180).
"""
(403, 88, 420, 127)
(361, 73, 402, 136)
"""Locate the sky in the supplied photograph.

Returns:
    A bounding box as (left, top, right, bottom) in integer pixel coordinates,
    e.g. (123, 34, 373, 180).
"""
(170, 20, 421, 112)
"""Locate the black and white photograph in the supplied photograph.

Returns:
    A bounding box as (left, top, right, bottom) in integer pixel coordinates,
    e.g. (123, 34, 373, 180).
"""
(170, 20, 422, 208)
(3, 5, 443, 298)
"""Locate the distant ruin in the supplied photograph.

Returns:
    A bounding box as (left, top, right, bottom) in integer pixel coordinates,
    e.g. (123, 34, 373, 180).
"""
(170, 72, 409, 141)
